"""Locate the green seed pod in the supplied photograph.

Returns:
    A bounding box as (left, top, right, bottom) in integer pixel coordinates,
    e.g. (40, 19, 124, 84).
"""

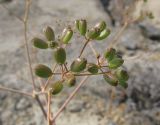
(96, 29, 111, 40)
(75, 20, 80, 30)
(70, 58, 87, 72)
(78, 19, 87, 36)
(95, 21, 106, 32)
(32, 37, 48, 49)
(103, 74, 118, 86)
(65, 75, 76, 87)
(34, 64, 53, 78)
(104, 48, 116, 61)
(108, 57, 124, 69)
(61, 28, 73, 44)
(86, 28, 100, 40)
(43, 26, 55, 41)
(116, 69, 129, 83)
(87, 63, 99, 74)
(48, 41, 58, 49)
(54, 47, 66, 64)
(50, 80, 63, 95)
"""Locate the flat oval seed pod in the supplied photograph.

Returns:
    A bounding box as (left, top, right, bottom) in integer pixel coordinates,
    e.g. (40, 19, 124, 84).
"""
(61, 28, 73, 44)
(43, 26, 55, 41)
(48, 41, 58, 49)
(103, 74, 118, 86)
(95, 21, 106, 32)
(116, 69, 129, 82)
(104, 48, 116, 62)
(65, 75, 76, 87)
(79, 19, 87, 36)
(34, 64, 53, 78)
(54, 47, 66, 64)
(70, 58, 87, 72)
(32, 37, 48, 49)
(86, 28, 100, 40)
(50, 80, 63, 95)
(96, 29, 110, 40)
(87, 63, 99, 74)
(108, 57, 124, 69)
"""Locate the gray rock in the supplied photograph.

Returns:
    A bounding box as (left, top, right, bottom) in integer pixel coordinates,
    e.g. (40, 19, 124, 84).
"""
(15, 97, 32, 111)
(67, 100, 85, 113)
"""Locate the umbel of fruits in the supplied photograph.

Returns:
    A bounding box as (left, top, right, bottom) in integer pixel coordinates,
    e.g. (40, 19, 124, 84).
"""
(50, 80, 63, 95)
(34, 64, 53, 78)
(54, 47, 66, 64)
(70, 58, 87, 72)
(103, 74, 118, 86)
(75, 19, 87, 36)
(32, 37, 48, 49)
(43, 26, 55, 41)
(87, 63, 99, 74)
(65, 75, 76, 87)
(61, 27, 73, 44)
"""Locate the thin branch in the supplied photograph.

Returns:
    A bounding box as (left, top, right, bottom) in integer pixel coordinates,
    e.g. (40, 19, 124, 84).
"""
(52, 76, 89, 121)
(35, 95, 47, 119)
(88, 42, 99, 58)
(0, 86, 32, 97)
(23, 0, 47, 119)
(47, 91, 52, 125)
(78, 39, 90, 58)
(23, 0, 36, 90)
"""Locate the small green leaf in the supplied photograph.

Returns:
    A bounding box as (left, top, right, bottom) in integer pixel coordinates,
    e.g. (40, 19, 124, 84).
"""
(50, 80, 63, 95)
(70, 58, 87, 72)
(103, 74, 118, 86)
(61, 28, 73, 44)
(95, 21, 106, 32)
(86, 28, 100, 39)
(116, 69, 129, 83)
(54, 47, 66, 64)
(65, 75, 76, 87)
(87, 63, 99, 74)
(32, 37, 48, 49)
(108, 57, 124, 69)
(104, 48, 116, 61)
(34, 64, 53, 78)
(96, 29, 110, 40)
(43, 26, 55, 41)
(78, 19, 87, 36)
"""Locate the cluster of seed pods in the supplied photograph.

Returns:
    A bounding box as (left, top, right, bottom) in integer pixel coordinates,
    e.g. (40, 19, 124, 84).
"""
(32, 20, 129, 95)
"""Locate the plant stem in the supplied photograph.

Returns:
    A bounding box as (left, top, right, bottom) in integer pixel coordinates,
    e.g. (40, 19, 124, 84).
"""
(52, 76, 89, 121)
(23, 0, 47, 119)
(78, 39, 90, 58)
(47, 91, 52, 125)
(0, 86, 32, 97)
(23, 0, 36, 90)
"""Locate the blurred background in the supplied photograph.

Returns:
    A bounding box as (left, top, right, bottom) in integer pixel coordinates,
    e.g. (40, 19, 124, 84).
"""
(0, 0, 160, 125)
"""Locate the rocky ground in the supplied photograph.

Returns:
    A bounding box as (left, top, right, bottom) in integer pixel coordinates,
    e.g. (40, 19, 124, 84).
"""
(0, 0, 160, 125)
